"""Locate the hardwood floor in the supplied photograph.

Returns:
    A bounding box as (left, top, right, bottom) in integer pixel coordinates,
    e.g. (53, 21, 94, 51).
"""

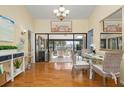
(3, 62, 122, 87)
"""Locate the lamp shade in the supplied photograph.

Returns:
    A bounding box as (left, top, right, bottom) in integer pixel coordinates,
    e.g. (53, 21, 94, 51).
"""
(56, 12, 61, 16)
(59, 6, 65, 12)
(62, 13, 66, 17)
(65, 10, 70, 14)
(53, 9, 59, 14)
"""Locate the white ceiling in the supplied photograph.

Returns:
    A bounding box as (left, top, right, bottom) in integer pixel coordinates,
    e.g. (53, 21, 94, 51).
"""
(105, 9, 122, 20)
(26, 5, 97, 19)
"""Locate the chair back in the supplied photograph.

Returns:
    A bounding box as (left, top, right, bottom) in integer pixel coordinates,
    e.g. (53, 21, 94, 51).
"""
(71, 51, 76, 64)
(103, 51, 123, 73)
(82, 49, 90, 53)
(96, 51, 105, 58)
(82, 49, 90, 56)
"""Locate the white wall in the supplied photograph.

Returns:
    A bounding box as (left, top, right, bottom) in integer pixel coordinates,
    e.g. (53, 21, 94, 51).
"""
(0, 6, 33, 55)
(88, 5, 124, 85)
(120, 6, 124, 85)
(0, 6, 34, 65)
(88, 5, 122, 50)
(34, 19, 88, 33)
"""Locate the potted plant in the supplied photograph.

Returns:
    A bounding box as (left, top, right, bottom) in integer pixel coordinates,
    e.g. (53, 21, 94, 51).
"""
(13, 59, 22, 72)
(0, 45, 18, 55)
(76, 44, 81, 50)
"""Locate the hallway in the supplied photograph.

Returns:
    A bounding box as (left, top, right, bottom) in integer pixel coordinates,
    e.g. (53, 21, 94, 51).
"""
(3, 62, 118, 87)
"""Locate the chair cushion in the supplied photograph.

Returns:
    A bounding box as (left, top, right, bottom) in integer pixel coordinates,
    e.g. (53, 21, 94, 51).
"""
(76, 56, 82, 61)
(92, 64, 111, 77)
(73, 61, 89, 69)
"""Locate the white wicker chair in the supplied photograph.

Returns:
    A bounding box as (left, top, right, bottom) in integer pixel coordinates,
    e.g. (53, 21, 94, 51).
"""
(72, 51, 90, 77)
(92, 51, 123, 86)
(82, 49, 90, 61)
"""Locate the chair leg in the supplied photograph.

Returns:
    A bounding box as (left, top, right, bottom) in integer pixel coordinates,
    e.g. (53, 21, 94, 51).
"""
(71, 66, 75, 78)
(86, 69, 89, 78)
(71, 66, 75, 74)
(117, 77, 120, 86)
(103, 77, 107, 86)
(91, 70, 95, 80)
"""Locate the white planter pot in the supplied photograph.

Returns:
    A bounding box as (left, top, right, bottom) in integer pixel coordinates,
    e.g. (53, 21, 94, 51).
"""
(15, 68, 21, 73)
(0, 49, 17, 55)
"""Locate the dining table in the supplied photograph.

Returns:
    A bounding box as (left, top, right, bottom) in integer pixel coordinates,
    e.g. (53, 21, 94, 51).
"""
(84, 53, 104, 79)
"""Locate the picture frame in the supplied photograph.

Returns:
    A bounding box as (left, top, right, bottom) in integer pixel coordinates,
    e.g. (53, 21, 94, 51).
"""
(103, 20, 122, 32)
(51, 21, 72, 32)
(0, 15, 15, 42)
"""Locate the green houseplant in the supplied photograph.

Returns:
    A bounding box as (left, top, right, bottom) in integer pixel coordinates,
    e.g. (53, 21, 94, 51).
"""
(13, 59, 22, 69)
(0, 45, 17, 50)
(76, 44, 81, 50)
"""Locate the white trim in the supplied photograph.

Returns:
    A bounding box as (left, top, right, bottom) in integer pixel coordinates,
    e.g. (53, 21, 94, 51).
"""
(0, 49, 17, 56)
(120, 80, 124, 85)
(31, 32, 35, 63)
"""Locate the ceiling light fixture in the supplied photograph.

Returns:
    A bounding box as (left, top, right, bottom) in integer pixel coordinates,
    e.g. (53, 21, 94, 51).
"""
(53, 5, 70, 21)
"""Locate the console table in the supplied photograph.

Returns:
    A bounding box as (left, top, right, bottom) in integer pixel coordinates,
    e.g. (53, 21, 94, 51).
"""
(0, 52, 25, 86)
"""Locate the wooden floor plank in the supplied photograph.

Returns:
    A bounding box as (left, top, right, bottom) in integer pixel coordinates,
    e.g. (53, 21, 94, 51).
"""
(3, 62, 122, 87)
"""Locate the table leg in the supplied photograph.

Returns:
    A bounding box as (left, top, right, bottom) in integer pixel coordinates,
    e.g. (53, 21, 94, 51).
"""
(89, 59, 93, 80)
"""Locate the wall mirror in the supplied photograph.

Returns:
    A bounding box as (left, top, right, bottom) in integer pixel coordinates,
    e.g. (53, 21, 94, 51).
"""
(100, 33, 122, 50)
(100, 9, 122, 50)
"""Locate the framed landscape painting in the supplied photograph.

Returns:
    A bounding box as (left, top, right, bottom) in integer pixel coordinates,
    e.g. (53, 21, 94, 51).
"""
(51, 21, 72, 32)
(103, 20, 122, 32)
(0, 15, 15, 42)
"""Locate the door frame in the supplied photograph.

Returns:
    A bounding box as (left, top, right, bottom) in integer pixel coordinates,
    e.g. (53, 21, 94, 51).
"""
(87, 29, 93, 49)
(35, 33, 87, 62)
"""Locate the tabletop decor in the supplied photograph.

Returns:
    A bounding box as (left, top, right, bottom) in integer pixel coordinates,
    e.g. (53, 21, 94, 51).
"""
(13, 59, 22, 69)
(0, 45, 17, 50)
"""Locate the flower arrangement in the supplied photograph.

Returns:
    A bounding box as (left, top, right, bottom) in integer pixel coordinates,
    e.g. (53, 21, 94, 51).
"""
(90, 44, 96, 54)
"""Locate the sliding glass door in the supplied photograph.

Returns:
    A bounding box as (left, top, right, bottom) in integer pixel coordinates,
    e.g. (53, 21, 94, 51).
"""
(35, 34, 49, 62)
(35, 33, 87, 62)
(74, 34, 87, 53)
(49, 34, 73, 61)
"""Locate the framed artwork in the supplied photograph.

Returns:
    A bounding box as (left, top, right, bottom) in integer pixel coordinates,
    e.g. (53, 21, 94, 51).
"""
(0, 15, 15, 42)
(51, 21, 72, 32)
(103, 20, 122, 32)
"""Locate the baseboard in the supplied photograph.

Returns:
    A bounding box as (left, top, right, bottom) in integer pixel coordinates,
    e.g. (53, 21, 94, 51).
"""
(120, 80, 124, 85)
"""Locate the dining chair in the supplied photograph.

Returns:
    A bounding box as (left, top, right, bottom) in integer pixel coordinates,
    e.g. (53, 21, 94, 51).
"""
(71, 51, 90, 76)
(92, 51, 123, 86)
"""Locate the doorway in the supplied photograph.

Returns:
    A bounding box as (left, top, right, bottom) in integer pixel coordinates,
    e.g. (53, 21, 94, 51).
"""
(35, 33, 87, 62)
(87, 29, 93, 49)
(49, 34, 73, 62)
